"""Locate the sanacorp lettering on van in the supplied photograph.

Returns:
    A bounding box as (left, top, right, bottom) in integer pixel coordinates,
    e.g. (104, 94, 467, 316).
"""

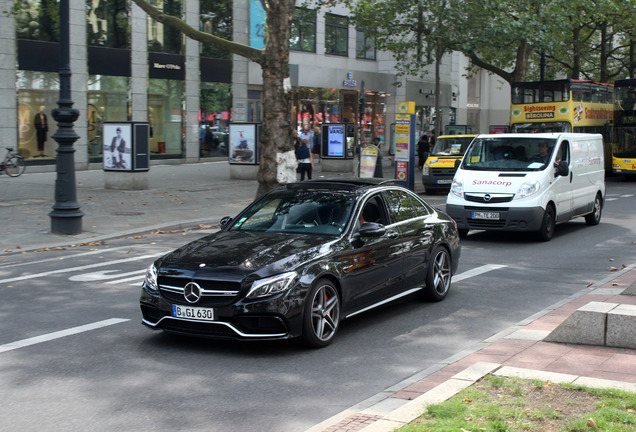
(446, 133, 605, 242)
(472, 180, 513, 187)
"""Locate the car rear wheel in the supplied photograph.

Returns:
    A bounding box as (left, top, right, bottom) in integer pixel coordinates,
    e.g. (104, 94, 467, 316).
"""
(584, 193, 602, 226)
(417, 246, 451, 302)
(301, 279, 340, 348)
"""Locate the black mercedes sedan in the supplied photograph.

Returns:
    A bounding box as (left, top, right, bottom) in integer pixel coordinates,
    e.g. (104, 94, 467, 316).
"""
(140, 179, 461, 347)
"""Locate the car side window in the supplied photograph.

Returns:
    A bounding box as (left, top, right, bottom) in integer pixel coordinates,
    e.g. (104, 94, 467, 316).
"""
(358, 194, 388, 226)
(383, 190, 425, 223)
(556, 140, 570, 164)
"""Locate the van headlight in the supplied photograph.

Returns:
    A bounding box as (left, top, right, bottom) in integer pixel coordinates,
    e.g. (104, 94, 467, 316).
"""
(450, 179, 464, 198)
(422, 164, 430, 175)
(515, 181, 540, 199)
(144, 263, 159, 293)
(246, 272, 298, 299)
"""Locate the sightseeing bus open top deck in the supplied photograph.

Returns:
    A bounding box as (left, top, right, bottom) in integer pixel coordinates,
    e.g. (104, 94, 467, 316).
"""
(510, 79, 613, 171)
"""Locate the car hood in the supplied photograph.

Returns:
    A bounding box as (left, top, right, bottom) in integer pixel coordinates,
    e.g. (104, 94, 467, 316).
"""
(157, 231, 338, 281)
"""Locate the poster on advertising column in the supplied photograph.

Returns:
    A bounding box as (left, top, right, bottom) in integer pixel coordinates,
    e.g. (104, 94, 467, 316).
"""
(326, 124, 345, 157)
(229, 123, 258, 164)
(103, 123, 132, 170)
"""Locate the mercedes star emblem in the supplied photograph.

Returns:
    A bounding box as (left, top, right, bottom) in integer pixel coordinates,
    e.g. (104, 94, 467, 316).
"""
(184, 282, 202, 304)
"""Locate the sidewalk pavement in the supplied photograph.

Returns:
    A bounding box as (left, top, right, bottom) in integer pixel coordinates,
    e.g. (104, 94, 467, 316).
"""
(3, 158, 636, 432)
(2, 158, 402, 253)
(307, 265, 636, 432)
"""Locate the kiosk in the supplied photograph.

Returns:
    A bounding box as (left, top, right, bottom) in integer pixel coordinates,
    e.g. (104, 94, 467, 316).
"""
(103, 122, 150, 190)
(320, 123, 356, 173)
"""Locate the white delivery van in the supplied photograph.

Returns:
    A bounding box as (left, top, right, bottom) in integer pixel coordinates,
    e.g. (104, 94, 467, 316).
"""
(446, 133, 605, 241)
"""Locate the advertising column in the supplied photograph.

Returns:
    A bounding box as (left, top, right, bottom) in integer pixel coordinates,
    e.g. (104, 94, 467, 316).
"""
(394, 101, 416, 190)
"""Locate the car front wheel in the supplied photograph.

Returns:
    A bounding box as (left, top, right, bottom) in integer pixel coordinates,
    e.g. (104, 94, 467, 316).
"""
(418, 246, 452, 302)
(301, 279, 340, 348)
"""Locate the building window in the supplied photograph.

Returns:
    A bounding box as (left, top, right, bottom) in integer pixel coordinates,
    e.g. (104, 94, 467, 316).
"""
(290, 8, 316, 52)
(200, 0, 232, 59)
(325, 13, 348, 56)
(356, 29, 375, 60)
(86, 0, 130, 48)
(15, 0, 59, 42)
(148, 79, 184, 157)
(87, 75, 130, 160)
(148, 0, 184, 54)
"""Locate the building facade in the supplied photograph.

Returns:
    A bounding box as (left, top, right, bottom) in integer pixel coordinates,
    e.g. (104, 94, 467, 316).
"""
(2, 0, 509, 173)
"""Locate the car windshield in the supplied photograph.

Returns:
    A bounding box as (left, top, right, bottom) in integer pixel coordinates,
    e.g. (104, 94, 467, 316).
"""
(462, 137, 557, 171)
(229, 190, 355, 235)
(431, 136, 474, 156)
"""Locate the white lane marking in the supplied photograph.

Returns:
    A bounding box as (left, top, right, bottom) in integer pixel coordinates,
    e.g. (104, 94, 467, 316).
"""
(0, 252, 167, 284)
(106, 275, 146, 285)
(0, 246, 131, 270)
(453, 264, 508, 282)
(69, 269, 146, 282)
(605, 198, 618, 201)
(0, 318, 129, 354)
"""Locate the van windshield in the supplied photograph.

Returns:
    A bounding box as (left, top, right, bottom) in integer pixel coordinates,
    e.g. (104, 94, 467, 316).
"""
(431, 136, 475, 156)
(462, 137, 557, 171)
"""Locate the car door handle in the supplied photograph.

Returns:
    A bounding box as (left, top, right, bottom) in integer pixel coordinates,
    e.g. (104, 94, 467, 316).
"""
(386, 230, 399, 238)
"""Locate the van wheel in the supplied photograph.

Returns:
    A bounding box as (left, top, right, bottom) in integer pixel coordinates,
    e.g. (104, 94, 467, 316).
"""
(537, 205, 555, 242)
(584, 194, 602, 226)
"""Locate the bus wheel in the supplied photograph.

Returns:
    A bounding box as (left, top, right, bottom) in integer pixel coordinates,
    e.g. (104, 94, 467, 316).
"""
(584, 193, 602, 226)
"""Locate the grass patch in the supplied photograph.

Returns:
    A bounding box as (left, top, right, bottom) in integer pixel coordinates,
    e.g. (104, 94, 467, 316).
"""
(399, 374, 636, 431)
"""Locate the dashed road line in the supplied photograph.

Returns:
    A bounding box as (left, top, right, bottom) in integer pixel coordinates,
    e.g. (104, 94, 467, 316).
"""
(0, 318, 130, 354)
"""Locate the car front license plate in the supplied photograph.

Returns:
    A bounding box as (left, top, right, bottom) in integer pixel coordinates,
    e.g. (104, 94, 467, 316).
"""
(172, 304, 215, 321)
(472, 211, 500, 220)
(436, 179, 452, 184)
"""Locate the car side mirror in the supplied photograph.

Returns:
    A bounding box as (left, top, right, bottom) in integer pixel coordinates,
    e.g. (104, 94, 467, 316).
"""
(220, 216, 233, 228)
(358, 222, 387, 237)
(454, 159, 461, 169)
(554, 160, 569, 177)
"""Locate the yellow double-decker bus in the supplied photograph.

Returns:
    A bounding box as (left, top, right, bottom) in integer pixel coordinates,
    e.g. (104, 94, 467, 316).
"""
(613, 79, 636, 177)
(510, 79, 614, 170)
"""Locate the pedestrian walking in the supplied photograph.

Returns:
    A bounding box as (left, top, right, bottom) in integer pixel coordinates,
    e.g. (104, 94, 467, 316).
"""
(295, 138, 314, 181)
(417, 133, 430, 170)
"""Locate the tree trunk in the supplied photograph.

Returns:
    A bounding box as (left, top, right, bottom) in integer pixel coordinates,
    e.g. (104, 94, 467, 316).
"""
(571, 26, 581, 79)
(255, 0, 296, 197)
(434, 37, 442, 136)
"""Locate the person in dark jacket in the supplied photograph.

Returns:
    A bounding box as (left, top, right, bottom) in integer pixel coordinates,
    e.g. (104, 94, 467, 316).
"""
(417, 133, 430, 170)
(295, 138, 314, 180)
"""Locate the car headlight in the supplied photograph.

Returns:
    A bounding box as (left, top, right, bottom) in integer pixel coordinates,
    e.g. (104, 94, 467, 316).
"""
(515, 181, 540, 199)
(144, 263, 159, 293)
(246, 271, 298, 299)
(422, 164, 430, 175)
(450, 179, 464, 198)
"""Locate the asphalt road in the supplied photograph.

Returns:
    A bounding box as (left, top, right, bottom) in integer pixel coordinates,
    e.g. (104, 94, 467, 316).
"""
(0, 178, 635, 432)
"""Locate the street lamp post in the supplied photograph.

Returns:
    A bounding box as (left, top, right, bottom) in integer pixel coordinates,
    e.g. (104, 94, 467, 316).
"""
(49, 0, 83, 234)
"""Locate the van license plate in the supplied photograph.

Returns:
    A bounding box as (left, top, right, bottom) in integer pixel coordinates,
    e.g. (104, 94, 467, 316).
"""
(436, 179, 452, 184)
(472, 211, 499, 220)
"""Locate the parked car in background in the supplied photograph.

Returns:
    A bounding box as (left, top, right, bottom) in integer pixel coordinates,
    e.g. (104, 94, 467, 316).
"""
(140, 179, 461, 347)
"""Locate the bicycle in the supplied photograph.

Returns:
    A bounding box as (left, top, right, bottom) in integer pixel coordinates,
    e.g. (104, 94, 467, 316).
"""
(0, 147, 26, 177)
